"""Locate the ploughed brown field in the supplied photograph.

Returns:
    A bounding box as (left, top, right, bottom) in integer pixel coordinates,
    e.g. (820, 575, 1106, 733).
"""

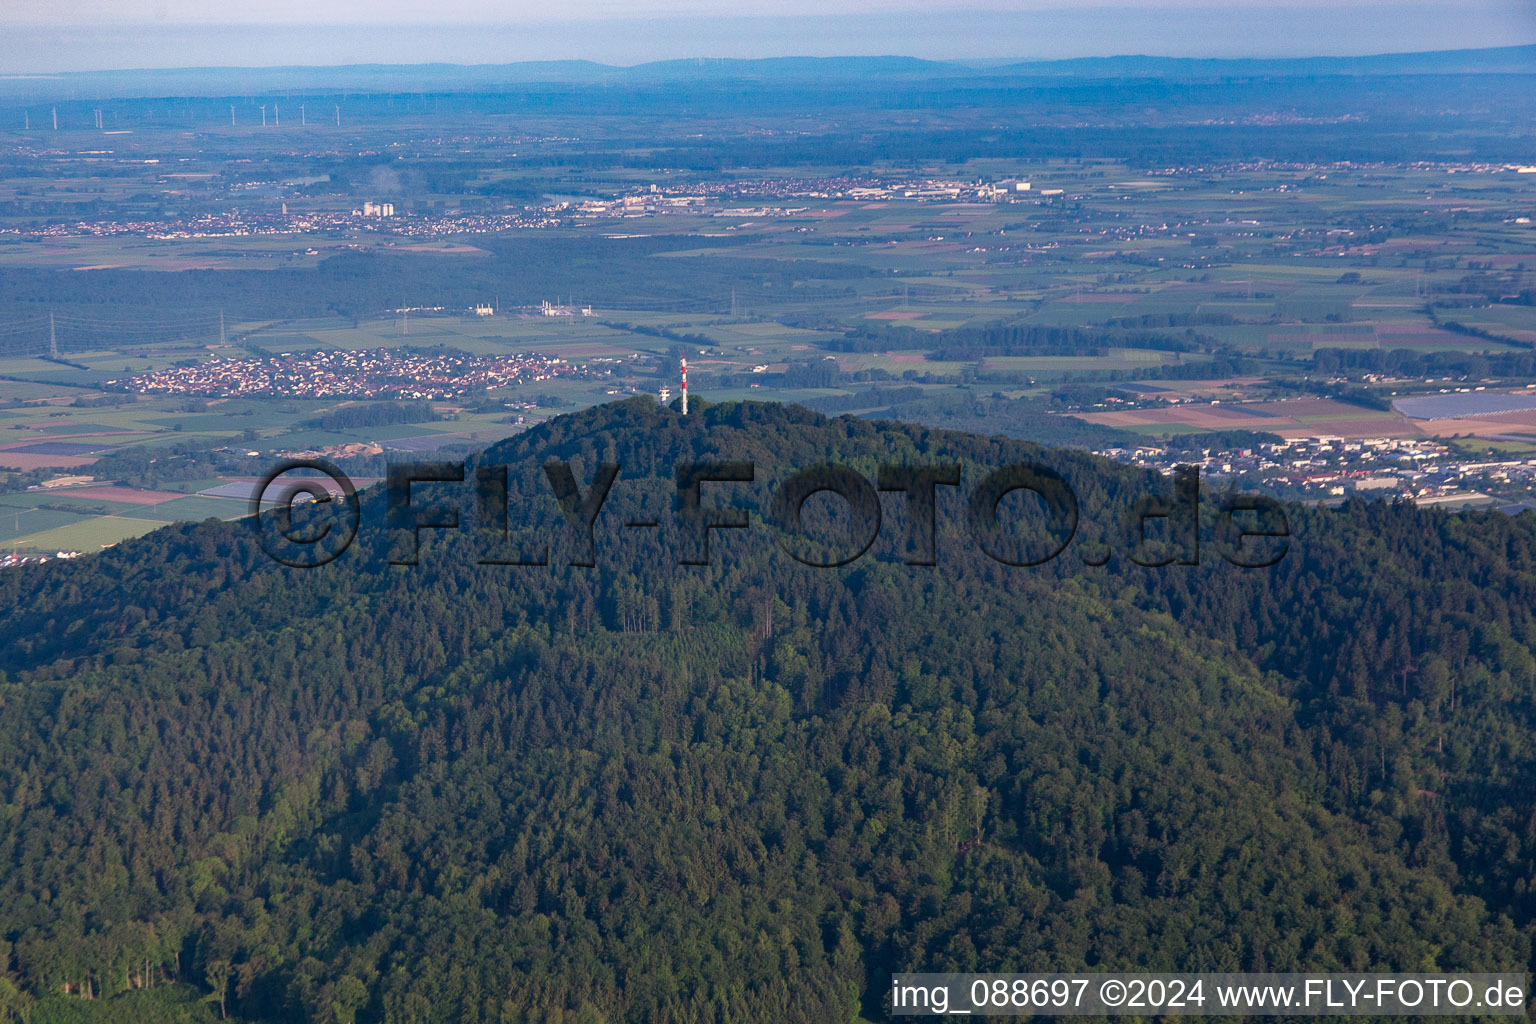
(1073, 397, 1412, 438)
(0, 453, 98, 470)
(61, 486, 190, 505)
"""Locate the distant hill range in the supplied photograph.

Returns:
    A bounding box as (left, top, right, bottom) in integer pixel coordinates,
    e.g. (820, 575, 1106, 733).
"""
(4, 44, 1533, 102)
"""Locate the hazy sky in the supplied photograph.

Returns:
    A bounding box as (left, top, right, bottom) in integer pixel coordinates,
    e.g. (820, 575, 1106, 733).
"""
(9, 0, 1532, 25)
(4, 0, 1535, 71)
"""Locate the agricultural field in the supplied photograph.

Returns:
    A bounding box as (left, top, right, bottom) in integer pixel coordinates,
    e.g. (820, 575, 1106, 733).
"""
(1074, 395, 1413, 438)
(0, 92, 1534, 551)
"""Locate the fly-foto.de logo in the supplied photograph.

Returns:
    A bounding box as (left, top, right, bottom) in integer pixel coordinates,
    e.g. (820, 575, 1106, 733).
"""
(251, 459, 1290, 571)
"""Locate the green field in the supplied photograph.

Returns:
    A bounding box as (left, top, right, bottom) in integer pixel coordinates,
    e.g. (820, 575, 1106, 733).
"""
(133, 495, 253, 522)
(0, 491, 144, 515)
(0, 505, 96, 543)
(6, 514, 163, 552)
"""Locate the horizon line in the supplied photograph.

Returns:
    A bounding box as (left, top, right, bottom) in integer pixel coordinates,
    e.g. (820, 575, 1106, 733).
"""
(6, 41, 1535, 80)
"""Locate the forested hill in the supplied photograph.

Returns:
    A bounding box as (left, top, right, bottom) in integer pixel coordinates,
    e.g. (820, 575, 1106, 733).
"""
(3, 398, 1536, 1023)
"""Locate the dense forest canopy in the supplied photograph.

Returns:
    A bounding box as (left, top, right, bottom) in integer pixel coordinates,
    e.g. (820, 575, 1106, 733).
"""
(2, 398, 1536, 1022)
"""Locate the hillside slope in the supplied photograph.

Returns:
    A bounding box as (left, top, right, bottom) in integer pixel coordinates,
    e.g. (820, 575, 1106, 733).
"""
(1, 399, 1534, 1023)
